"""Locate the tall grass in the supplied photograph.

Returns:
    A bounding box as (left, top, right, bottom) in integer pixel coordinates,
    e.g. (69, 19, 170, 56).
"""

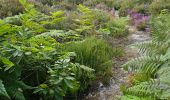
(61, 37, 124, 83)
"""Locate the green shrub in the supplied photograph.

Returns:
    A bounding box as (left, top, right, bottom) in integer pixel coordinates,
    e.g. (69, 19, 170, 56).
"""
(0, 17, 92, 100)
(0, 1, 94, 99)
(107, 17, 129, 38)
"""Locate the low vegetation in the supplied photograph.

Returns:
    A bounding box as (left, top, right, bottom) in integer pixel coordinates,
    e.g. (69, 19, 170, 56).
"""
(1, 0, 170, 100)
(0, 0, 129, 99)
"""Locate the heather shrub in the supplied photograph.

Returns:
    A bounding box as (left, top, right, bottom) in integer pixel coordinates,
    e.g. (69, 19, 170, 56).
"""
(149, 0, 170, 14)
(0, 0, 23, 18)
(30, 0, 54, 6)
(119, 0, 136, 17)
(129, 10, 150, 31)
(119, 0, 153, 16)
(83, 0, 118, 9)
(95, 3, 109, 10)
(31, 1, 55, 14)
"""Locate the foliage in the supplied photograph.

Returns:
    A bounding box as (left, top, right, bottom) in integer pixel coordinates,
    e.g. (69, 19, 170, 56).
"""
(122, 13, 170, 99)
(37, 30, 82, 43)
(0, 18, 93, 100)
(18, 2, 66, 33)
(0, 0, 94, 99)
(33, 55, 94, 100)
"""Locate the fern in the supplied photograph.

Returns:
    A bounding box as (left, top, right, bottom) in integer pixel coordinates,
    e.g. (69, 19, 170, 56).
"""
(131, 39, 169, 56)
(122, 13, 170, 99)
(123, 55, 164, 74)
(0, 80, 10, 99)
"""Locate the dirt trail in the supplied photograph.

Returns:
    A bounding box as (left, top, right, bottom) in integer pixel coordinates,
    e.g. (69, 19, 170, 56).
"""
(84, 26, 151, 100)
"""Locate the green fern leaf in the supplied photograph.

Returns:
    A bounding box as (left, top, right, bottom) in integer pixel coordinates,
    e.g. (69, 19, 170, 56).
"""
(0, 80, 10, 99)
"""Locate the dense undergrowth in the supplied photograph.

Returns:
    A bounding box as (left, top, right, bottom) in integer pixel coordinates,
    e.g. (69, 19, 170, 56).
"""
(0, 0, 170, 100)
(0, 0, 128, 99)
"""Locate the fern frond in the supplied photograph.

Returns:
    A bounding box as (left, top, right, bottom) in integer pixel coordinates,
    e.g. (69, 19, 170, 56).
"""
(158, 65, 170, 85)
(133, 41, 168, 56)
(125, 79, 169, 99)
(123, 55, 164, 75)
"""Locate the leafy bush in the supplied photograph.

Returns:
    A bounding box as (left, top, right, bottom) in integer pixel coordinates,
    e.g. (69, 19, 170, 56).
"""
(122, 13, 170, 100)
(0, 1, 94, 99)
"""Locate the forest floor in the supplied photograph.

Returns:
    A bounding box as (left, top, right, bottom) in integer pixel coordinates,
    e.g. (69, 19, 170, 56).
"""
(84, 26, 151, 100)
